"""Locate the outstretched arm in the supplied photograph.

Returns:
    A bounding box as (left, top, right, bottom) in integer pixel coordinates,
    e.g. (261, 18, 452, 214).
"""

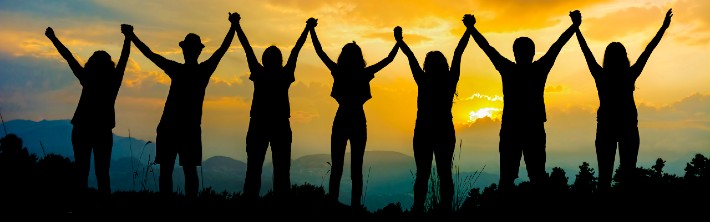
(284, 19, 312, 74)
(365, 42, 399, 74)
(537, 10, 581, 72)
(451, 15, 474, 80)
(45, 27, 86, 81)
(124, 26, 177, 73)
(309, 18, 337, 72)
(468, 15, 514, 72)
(631, 8, 672, 78)
(203, 12, 238, 75)
(576, 29, 602, 76)
(395, 26, 424, 82)
(233, 12, 262, 73)
(115, 24, 132, 85)
(573, 11, 602, 76)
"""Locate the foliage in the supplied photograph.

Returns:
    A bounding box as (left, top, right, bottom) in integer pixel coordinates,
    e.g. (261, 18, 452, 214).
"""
(0, 134, 708, 219)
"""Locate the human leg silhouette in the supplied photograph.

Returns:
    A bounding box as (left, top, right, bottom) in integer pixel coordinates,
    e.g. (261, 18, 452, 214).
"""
(412, 125, 434, 213)
(244, 118, 269, 199)
(328, 113, 348, 203)
(498, 128, 523, 193)
(183, 165, 198, 199)
(156, 132, 177, 196)
(158, 158, 175, 196)
(271, 119, 293, 196)
(618, 124, 640, 191)
(93, 129, 113, 195)
(71, 126, 92, 194)
(595, 122, 617, 192)
(433, 122, 456, 213)
(349, 123, 367, 208)
(522, 124, 547, 191)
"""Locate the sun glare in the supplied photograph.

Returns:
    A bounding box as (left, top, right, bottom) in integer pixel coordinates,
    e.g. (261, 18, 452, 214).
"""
(468, 107, 502, 123)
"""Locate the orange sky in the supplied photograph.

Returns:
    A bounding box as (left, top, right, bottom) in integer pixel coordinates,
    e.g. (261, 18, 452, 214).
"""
(0, 0, 708, 173)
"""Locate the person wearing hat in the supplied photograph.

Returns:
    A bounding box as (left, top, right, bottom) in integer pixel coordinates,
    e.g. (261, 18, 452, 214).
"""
(123, 12, 239, 198)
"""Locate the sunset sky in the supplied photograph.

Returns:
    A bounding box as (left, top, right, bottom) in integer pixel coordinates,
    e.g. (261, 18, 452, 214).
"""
(1, 0, 708, 176)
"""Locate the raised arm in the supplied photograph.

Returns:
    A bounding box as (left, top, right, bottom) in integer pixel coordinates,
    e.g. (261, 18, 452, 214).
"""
(451, 15, 473, 80)
(631, 8, 672, 78)
(202, 12, 238, 75)
(123, 26, 177, 73)
(233, 12, 262, 72)
(573, 11, 602, 76)
(365, 41, 399, 74)
(576, 30, 602, 76)
(283, 19, 312, 73)
(115, 24, 132, 84)
(537, 10, 581, 71)
(309, 18, 337, 72)
(45, 27, 86, 81)
(468, 14, 514, 72)
(395, 26, 424, 81)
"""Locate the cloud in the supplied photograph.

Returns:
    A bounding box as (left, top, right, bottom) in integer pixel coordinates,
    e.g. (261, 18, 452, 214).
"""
(265, 0, 612, 33)
(671, 0, 710, 46)
(544, 84, 566, 93)
(472, 0, 613, 32)
(582, 6, 666, 41)
(456, 93, 710, 175)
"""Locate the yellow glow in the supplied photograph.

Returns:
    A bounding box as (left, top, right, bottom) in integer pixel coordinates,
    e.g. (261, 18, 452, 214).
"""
(468, 107, 502, 124)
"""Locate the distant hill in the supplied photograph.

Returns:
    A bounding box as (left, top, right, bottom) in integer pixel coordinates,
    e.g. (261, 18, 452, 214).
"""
(1, 119, 499, 211)
(3, 119, 155, 163)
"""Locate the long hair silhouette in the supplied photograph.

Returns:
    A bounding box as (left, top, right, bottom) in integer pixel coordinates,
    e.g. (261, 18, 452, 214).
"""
(337, 42, 367, 70)
(575, 9, 672, 192)
(423, 51, 449, 74)
(44, 25, 131, 196)
(603, 42, 631, 71)
(309, 17, 399, 209)
(395, 17, 471, 214)
(84, 51, 116, 75)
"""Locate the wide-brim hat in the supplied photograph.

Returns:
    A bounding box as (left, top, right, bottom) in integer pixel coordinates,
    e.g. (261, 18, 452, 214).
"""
(179, 33, 205, 49)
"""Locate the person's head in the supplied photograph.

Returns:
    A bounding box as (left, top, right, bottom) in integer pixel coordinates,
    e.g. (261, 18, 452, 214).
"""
(513, 37, 535, 64)
(84, 50, 115, 75)
(603, 42, 630, 71)
(262, 45, 283, 69)
(423, 51, 449, 75)
(337, 42, 366, 70)
(179, 33, 204, 62)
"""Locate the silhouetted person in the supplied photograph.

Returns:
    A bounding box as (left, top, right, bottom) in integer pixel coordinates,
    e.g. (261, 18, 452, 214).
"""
(309, 18, 399, 208)
(469, 11, 580, 193)
(124, 13, 237, 198)
(575, 9, 672, 192)
(396, 15, 472, 213)
(45, 25, 131, 195)
(235, 14, 312, 199)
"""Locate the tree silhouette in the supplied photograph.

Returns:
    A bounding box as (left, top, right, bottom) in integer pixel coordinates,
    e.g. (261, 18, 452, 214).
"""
(571, 162, 596, 194)
(548, 167, 569, 194)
